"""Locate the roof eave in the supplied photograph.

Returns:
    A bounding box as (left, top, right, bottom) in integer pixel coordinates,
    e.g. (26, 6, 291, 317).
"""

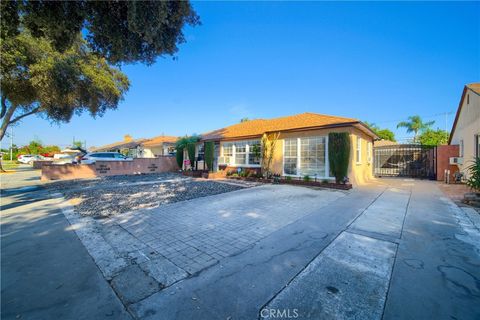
(448, 85, 469, 145)
(200, 121, 378, 141)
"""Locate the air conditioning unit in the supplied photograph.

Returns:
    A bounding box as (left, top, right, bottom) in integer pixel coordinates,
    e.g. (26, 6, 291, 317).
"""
(449, 157, 463, 165)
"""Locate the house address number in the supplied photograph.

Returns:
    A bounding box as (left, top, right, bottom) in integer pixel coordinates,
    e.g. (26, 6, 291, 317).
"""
(96, 164, 110, 174)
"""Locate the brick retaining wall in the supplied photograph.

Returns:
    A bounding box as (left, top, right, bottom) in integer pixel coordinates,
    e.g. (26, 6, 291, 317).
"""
(41, 157, 178, 181)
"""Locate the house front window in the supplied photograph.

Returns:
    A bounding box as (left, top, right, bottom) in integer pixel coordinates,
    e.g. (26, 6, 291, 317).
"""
(283, 136, 329, 178)
(222, 143, 233, 164)
(248, 140, 261, 165)
(367, 142, 372, 164)
(197, 144, 205, 160)
(234, 142, 246, 164)
(284, 138, 298, 175)
(220, 140, 261, 166)
(300, 136, 326, 177)
(356, 136, 362, 164)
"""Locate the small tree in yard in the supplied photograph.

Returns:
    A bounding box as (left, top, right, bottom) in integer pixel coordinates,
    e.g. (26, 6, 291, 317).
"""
(328, 132, 351, 184)
(186, 143, 196, 169)
(261, 132, 280, 178)
(175, 147, 184, 169)
(175, 135, 200, 170)
(204, 141, 214, 171)
(466, 157, 480, 192)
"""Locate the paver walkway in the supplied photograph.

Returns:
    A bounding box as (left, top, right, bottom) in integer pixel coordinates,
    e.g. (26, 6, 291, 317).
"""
(111, 185, 346, 274)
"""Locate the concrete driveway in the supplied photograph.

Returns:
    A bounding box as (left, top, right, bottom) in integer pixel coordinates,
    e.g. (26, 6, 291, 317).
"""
(1, 171, 479, 320)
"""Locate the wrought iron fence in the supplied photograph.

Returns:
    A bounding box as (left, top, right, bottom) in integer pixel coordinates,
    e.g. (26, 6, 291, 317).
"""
(374, 144, 436, 179)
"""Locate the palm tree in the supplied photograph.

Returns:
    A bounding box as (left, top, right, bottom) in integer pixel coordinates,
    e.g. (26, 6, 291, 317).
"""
(397, 115, 434, 143)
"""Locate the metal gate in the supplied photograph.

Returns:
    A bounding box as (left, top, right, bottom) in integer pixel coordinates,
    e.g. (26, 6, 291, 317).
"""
(374, 144, 436, 179)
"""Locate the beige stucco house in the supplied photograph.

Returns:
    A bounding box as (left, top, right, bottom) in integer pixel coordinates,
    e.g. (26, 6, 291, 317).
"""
(93, 135, 178, 158)
(449, 83, 480, 178)
(91, 136, 148, 158)
(198, 112, 378, 185)
(142, 135, 178, 157)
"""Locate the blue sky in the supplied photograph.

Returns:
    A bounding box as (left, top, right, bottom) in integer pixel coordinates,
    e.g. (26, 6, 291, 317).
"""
(8, 1, 479, 149)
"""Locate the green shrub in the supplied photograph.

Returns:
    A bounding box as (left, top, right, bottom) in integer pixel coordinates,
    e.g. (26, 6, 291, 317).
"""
(303, 175, 311, 182)
(466, 157, 480, 192)
(175, 147, 184, 169)
(204, 141, 214, 171)
(322, 179, 329, 184)
(328, 132, 351, 184)
(285, 176, 292, 181)
(186, 143, 196, 168)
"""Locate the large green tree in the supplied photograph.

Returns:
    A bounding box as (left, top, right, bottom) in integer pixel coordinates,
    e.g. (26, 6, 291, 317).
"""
(1, 32, 130, 140)
(397, 115, 435, 143)
(364, 121, 396, 142)
(0, 1, 199, 141)
(418, 129, 449, 146)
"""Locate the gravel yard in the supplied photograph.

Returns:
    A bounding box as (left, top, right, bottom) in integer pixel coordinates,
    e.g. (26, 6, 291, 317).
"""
(54, 173, 248, 217)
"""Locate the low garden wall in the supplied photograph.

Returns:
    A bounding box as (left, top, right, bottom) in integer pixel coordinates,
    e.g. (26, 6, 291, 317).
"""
(41, 157, 178, 181)
(32, 160, 54, 169)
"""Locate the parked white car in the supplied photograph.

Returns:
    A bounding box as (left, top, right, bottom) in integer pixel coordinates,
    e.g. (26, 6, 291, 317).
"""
(18, 154, 44, 164)
(80, 152, 132, 164)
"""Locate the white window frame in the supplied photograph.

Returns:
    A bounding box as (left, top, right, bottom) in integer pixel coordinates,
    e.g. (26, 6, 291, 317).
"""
(283, 138, 298, 176)
(367, 142, 372, 164)
(219, 140, 261, 167)
(356, 136, 362, 164)
(282, 135, 333, 179)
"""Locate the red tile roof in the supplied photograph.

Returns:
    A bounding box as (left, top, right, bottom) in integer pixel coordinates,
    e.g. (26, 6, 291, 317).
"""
(142, 135, 178, 147)
(201, 112, 374, 140)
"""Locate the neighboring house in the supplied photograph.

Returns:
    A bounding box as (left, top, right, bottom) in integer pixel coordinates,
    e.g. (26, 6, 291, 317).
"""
(91, 137, 148, 158)
(449, 83, 480, 178)
(200, 112, 378, 185)
(92, 135, 178, 158)
(373, 139, 397, 147)
(142, 135, 178, 157)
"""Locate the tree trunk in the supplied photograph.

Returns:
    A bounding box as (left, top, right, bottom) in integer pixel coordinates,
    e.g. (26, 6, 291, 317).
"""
(0, 104, 17, 141)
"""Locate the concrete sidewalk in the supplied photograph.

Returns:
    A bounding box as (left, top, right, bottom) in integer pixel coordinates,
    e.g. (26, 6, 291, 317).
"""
(383, 180, 480, 319)
(1, 188, 131, 320)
